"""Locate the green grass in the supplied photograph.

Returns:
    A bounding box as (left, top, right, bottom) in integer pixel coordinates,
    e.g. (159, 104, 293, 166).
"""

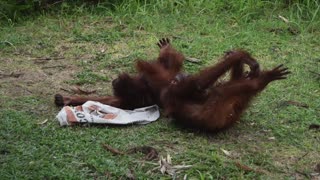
(0, 1, 319, 179)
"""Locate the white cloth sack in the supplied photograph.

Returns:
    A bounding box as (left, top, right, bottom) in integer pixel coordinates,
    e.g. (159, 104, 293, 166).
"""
(56, 101, 160, 126)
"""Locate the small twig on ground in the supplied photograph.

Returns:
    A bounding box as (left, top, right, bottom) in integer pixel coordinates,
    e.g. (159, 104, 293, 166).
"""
(37, 119, 49, 125)
(309, 70, 320, 78)
(0, 72, 24, 78)
(33, 57, 65, 61)
(280, 100, 309, 108)
(116, 55, 130, 60)
(41, 65, 66, 69)
(133, 161, 158, 166)
(102, 143, 125, 155)
(185, 57, 201, 63)
(296, 152, 309, 162)
(60, 88, 72, 93)
(33, 57, 65, 64)
(234, 161, 267, 174)
(102, 144, 159, 161)
(1, 41, 17, 51)
(278, 15, 289, 23)
(44, 0, 63, 9)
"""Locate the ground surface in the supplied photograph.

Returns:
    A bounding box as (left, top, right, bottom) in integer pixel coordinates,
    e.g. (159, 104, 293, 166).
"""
(0, 3, 319, 179)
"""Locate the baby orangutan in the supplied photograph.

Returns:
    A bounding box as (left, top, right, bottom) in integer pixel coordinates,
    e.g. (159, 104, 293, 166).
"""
(137, 50, 290, 132)
(54, 38, 184, 110)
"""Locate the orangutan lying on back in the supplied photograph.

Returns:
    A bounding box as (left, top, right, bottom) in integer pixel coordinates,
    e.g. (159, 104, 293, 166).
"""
(55, 38, 290, 132)
(137, 50, 290, 132)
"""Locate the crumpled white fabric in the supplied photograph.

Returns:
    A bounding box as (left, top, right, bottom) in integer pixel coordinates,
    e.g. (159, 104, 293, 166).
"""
(56, 101, 160, 126)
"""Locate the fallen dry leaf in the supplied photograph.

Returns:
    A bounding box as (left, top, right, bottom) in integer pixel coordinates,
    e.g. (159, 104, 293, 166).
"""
(159, 154, 191, 176)
(309, 124, 320, 130)
(126, 169, 136, 180)
(220, 148, 232, 157)
(128, 146, 159, 161)
(268, 137, 276, 140)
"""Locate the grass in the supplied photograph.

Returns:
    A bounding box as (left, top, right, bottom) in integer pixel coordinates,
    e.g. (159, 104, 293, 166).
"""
(0, 1, 319, 179)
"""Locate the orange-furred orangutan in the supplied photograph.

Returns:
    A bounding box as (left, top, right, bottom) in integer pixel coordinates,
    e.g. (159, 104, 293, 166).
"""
(137, 50, 290, 132)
